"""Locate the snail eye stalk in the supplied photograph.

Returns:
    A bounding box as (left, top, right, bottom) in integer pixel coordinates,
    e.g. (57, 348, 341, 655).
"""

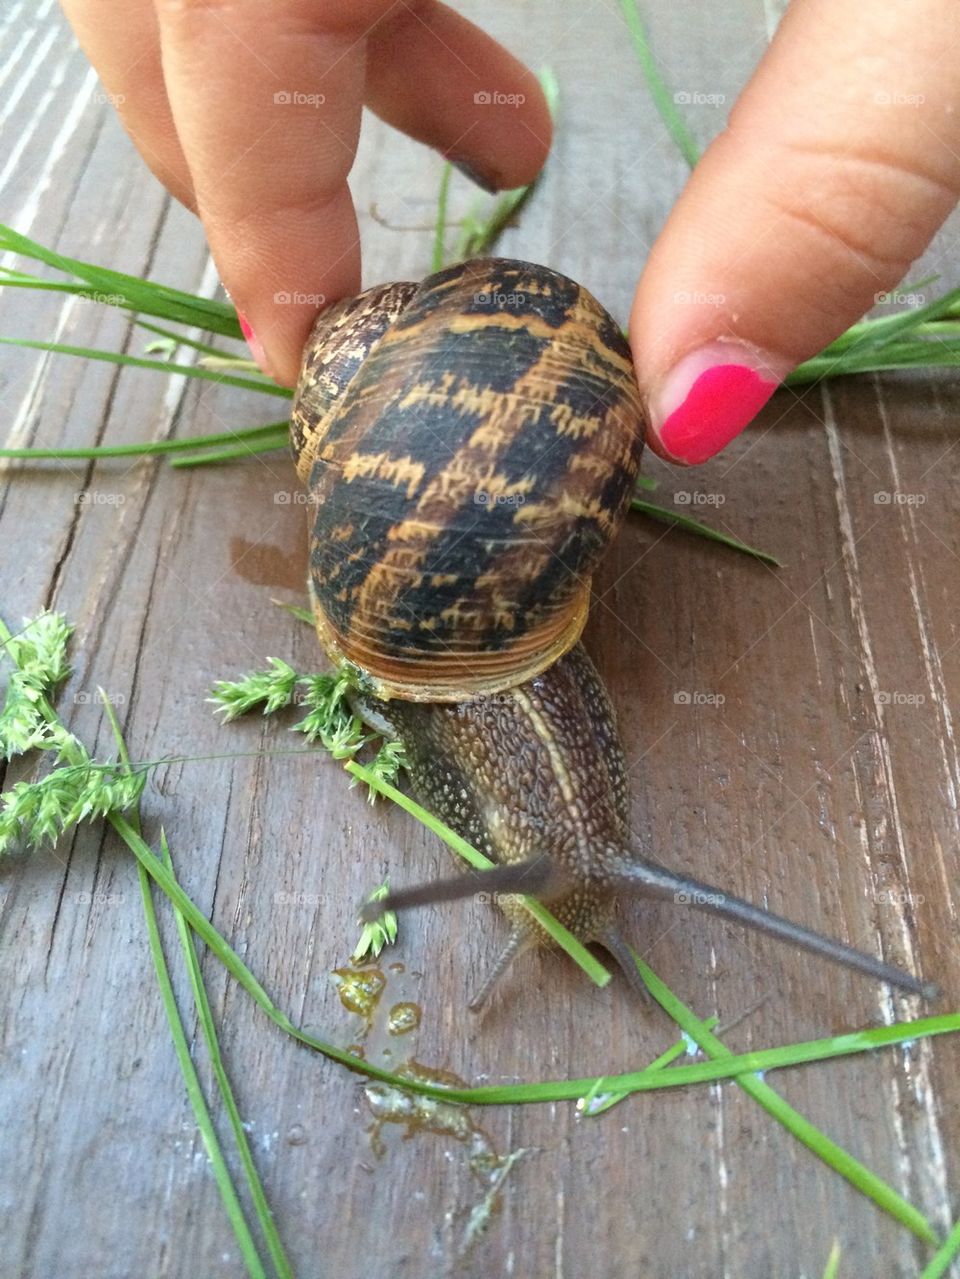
(608, 855, 939, 1001)
(357, 853, 558, 922)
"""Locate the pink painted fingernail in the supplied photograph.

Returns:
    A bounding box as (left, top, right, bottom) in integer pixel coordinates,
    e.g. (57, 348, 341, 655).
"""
(651, 342, 789, 464)
(237, 311, 271, 377)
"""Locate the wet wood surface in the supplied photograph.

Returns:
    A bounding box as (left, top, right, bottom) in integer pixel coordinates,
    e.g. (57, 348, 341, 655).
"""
(1, 3, 958, 1277)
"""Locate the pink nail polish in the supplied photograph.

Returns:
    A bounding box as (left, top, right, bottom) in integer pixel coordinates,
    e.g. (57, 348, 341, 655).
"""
(237, 311, 271, 376)
(652, 342, 788, 464)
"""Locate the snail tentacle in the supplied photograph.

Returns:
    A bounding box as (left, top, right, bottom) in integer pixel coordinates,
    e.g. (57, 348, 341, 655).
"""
(608, 855, 938, 1000)
(361, 853, 560, 922)
(468, 924, 535, 1014)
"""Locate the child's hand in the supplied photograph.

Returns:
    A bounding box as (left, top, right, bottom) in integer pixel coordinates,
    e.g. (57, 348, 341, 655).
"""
(60, 0, 552, 385)
(631, 0, 960, 463)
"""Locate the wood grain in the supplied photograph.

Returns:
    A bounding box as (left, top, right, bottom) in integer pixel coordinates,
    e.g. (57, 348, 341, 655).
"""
(1, 3, 958, 1277)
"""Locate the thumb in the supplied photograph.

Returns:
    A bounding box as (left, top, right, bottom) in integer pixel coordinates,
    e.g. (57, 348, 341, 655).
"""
(630, 0, 960, 465)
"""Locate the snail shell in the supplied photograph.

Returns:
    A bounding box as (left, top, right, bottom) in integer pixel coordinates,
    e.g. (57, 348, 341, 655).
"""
(291, 258, 645, 702)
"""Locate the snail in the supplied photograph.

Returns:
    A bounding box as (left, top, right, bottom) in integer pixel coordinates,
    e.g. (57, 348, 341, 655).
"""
(289, 257, 937, 1011)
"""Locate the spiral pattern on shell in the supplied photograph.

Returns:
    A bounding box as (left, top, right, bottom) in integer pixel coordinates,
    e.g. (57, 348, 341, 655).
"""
(290, 258, 646, 701)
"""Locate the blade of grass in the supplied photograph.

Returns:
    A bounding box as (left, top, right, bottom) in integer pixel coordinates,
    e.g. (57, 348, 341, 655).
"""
(0, 423, 290, 462)
(578, 1016, 720, 1115)
(0, 276, 231, 360)
(788, 340, 960, 386)
(620, 0, 700, 169)
(0, 335, 291, 396)
(0, 222, 242, 338)
(345, 759, 612, 989)
(128, 315, 233, 361)
(631, 950, 941, 1247)
(162, 831, 295, 1279)
(271, 600, 316, 625)
(169, 430, 289, 469)
(631, 496, 783, 566)
(136, 839, 268, 1278)
(824, 285, 960, 353)
(432, 162, 453, 272)
(920, 1217, 960, 1278)
(821, 1240, 842, 1279)
(99, 697, 288, 1278)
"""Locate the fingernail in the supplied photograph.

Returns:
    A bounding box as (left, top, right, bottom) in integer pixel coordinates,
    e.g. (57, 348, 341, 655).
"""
(237, 311, 272, 377)
(651, 341, 788, 464)
(449, 158, 500, 194)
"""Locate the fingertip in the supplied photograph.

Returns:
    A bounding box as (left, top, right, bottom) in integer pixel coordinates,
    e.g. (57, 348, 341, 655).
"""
(634, 337, 790, 465)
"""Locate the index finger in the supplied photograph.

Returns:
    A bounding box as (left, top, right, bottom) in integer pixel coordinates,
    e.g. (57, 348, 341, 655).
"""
(155, 0, 375, 385)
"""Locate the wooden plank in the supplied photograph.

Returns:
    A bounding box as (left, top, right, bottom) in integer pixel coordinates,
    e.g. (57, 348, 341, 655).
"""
(1, 2, 958, 1277)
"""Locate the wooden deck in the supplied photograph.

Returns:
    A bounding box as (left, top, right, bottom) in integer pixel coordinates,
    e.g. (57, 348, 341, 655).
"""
(1, 3, 958, 1276)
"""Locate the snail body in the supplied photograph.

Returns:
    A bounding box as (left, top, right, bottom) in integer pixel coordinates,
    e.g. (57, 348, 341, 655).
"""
(291, 258, 935, 1009)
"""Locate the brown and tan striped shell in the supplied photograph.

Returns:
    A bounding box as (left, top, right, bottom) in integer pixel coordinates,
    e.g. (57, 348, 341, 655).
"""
(290, 258, 646, 702)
